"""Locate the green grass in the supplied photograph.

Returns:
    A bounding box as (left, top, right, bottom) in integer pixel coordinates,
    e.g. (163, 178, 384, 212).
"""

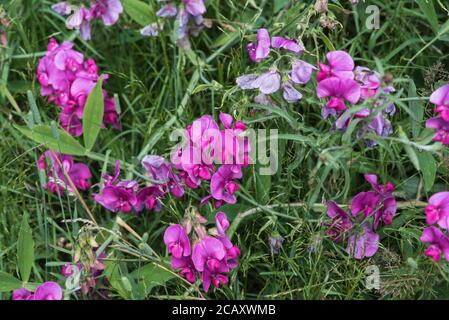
(1, 0, 449, 299)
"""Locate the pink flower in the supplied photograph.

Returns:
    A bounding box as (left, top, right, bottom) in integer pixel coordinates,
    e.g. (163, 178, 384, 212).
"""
(247, 28, 271, 63)
(38, 151, 92, 194)
(271, 36, 303, 54)
(430, 84, 449, 121)
(164, 224, 191, 258)
(171, 256, 197, 283)
(91, 0, 123, 26)
(13, 282, 63, 300)
(210, 165, 242, 206)
(317, 50, 355, 82)
(326, 201, 353, 242)
(157, 4, 178, 17)
(354, 66, 381, 100)
(317, 77, 361, 118)
(426, 117, 449, 145)
(346, 222, 379, 260)
(420, 226, 449, 262)
(425, 192, 449, 229)
(136, 186, 165, 212)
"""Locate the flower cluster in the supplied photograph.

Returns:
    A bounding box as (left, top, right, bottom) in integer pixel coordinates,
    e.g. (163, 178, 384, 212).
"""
(12, 282, 63, 300)
(140, 0, 209, 49)
(237, 28, 314, 104)
(37, 38, 120, 136)
(38, 150, 92, 195)
(326, 174, 397, 259)
(421, 192, 449, 262)
(94, 157, 184, 214)
(171, 113, 249, 208)
(425, 84, 449, 145)
(52, 0, 123, 41)
(164, 211, 240, 292)
(316, 51, 396, 147)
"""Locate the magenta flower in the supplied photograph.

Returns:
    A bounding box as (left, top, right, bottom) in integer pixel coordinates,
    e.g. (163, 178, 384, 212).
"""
(317, 50, 355, 82)
(38, 151, 92, 194)
(346, 222, 379, 260)
(91, 0, 123, 26)
(136, 186, 165, 212)
(420, 226, 449, 262)
(252, 70, 281, 94)
(171, 256, 197, 283)
(210, 165, 242, 206)
(291, 60, 316, 85)
(13, 282, 63, 300)
(94, 185, 138, 213)
(183, 0, 206, 16)
(326, 201, 353, 242)
(430, 84, 449, 121)
(354, 66, 380, 100)
(317, 77, 361, 118)
(164, 224, 191, 258)
(425, 192, 449, 229)
(426, 117, 449, 145)
(142, 155, 172, 183)
(271, 36, 304, 54)
(247, 28, 271, 63)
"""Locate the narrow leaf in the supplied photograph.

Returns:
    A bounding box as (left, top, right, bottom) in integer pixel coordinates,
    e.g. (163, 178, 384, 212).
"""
(83, 76, 104, 151)
(17, 214, 34, 283)
(15, 125, 86, 156)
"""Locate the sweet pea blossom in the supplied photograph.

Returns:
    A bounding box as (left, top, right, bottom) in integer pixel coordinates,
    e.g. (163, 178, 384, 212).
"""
(271, 36, 303, 54)
(13, 282, 63, 300)
(317, 50, 355, 82)
(426, 117, 449, 145)
(291, 60, 316, 85)
(183, 0, 206, 16)
(252, 70, 281, 94)
(430, 84, 449, 121)
(247, 28, 271, 63)
(90, 0, 123, 26)
(317, 76, 361, 118)
(164, 224, 191, 258)
(345, 222, 379, 260)
(425, 192, 449, 229)
(420, 226, 449, 262)
(38, 151, 92, 194)
(210, 165, 242, 206)
(282, 81, 303, 103)
(354, 66, 381, 100)
(326, 201, 353, 242)
(36, 39, 120, 136)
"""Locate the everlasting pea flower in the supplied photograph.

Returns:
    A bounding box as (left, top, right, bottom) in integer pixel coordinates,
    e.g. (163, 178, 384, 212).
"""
(426, 117, 449, 145)
(90, 0, 123, 26)
(326, 201, 353, 242)
(38, 151, 92, 194)
(164, 224, 191, 258)
(345, 222, 379, 260)
(236, 74, 258, 90)
(171, 256, 196, 283)
(425, 192, 449, 229)
(291, 60, 316, 85)
(317, 50, 355, 82)
(157, 4, 178, 17)
(94, 185, 138, 213)
(354, 66, 381, 100)
(33, 282, 63, 300)
(142, 155, 172, 183)
(271, 36, 304, 54)
(317, 77, 361, 118)
(12, 288, 33, 300)
(66, 7, 92, 41)
(420, 226, 449, 262)
(183, 0, 206, 16)
(140, 23, 161, 37)
(247, 28, 271, 63)
(210, 165, 242, 205)
(282, 81, 303, 103)
(51, 2, 72, 15)
(252, 70, 281, 94)
(136, 186, 165, 212)
(430, 84, 449, 121)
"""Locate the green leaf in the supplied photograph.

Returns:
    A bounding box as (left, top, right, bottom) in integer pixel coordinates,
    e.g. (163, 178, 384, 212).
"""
(122, 0, 155, 26)
(17, 214, 34, 283)
(254, 164, 271, 205)
(83, 76, 104, 151)
(0, 272, 23, 292)
(131, 262, 175, 293)
(415, 0, 439, 34)
(15, 124, 86, 156)
(398, 126, 420, 171)
(417, 152, 437, 192)
(408, 81, 423, 139)
(104, 260, 132, 299)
